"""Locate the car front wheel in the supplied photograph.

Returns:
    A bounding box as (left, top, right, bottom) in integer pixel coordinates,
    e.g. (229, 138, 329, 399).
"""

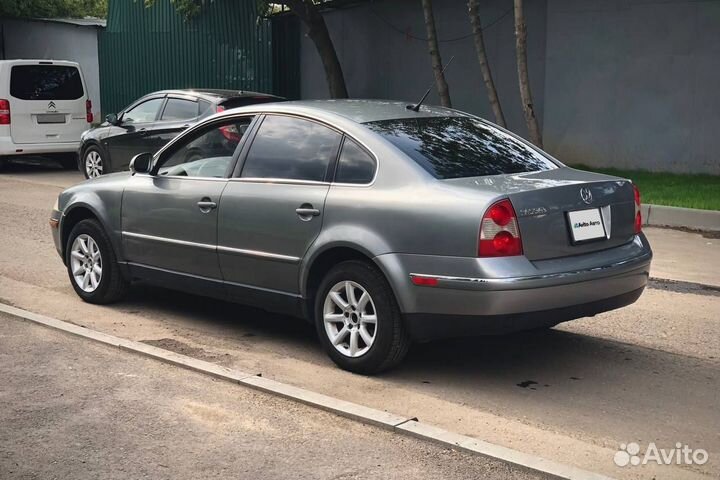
(315, 260, 410, 374)
(66, 219, 128, 304)
(82, 146, 105, 179)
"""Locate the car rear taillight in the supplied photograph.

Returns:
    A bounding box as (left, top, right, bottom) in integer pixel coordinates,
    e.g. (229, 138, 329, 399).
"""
(215, 105, 242, 141)
(86, 99, 93, 123)
(478, 199, 523, 257)
(633, 183, 642, 234)
(0, 99, 10, 125)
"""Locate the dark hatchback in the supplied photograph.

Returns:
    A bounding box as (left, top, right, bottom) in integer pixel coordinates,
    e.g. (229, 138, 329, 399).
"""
(78, 89, 282, 178)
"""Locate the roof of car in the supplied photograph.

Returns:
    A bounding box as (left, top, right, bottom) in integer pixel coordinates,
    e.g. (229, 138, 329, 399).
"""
(253, 99, 461, 123)
(154, 89, 283, 102)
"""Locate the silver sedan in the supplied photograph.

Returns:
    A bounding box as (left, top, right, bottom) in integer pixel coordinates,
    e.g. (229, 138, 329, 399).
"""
(50, 100, 652, 373)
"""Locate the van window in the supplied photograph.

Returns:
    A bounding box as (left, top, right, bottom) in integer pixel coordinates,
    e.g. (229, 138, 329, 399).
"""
(10, 65, 84, 101)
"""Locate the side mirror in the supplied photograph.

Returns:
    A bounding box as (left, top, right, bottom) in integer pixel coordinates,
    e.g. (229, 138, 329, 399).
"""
(129, 152, 152, 175)
(105, 113, 119, 125)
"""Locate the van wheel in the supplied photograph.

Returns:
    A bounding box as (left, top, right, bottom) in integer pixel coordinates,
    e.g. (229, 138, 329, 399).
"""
(83, 146, 105, 179)
(315, 260, 411, 374)
(65, 219, 129, 304)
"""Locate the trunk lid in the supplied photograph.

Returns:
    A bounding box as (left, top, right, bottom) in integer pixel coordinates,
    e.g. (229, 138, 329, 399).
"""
(445, 167, 636, 261)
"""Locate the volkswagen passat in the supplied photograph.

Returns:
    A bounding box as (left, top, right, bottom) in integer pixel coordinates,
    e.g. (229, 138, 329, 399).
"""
(50, 100, 652, 374)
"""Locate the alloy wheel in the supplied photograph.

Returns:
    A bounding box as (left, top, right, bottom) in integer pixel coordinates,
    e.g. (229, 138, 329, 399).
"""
(85, 150, 103, 178)
(323, 280, 377, 358)
(70, 234, 103, 292)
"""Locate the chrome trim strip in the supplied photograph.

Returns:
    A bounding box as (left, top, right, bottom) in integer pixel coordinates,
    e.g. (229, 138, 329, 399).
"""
(409, 250, 652, 289)
(228, 177, 330, 186)
(122, 231, 215, 251)
(122, 231, 300, 263)
(217, 245, 300, 263)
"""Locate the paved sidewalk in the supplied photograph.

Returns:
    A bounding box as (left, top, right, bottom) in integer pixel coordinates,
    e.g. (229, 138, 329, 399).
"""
(0, 314, 545, 480)
(644, 227, 720, 288)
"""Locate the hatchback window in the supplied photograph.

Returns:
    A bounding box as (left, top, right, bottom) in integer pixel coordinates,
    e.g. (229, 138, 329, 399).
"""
(10, 65, 84, 100)
(365, 116, 557, 179)
(241, 115, 341, 182)
(161, 98, 199, 121)
(335, 138, 376, 184)
(122, 98, 164, 124)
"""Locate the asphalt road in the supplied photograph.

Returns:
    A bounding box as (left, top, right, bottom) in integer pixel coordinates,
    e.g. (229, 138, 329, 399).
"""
(1, 161, 718, 479)
(0, 314, 545, 480)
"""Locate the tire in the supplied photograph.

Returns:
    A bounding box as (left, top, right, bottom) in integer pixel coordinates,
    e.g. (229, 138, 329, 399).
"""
(82, 146, 106, 179)
(58, 153, 79, 170)
(314, 260, 411, 374)
(65, 219, 129, 304)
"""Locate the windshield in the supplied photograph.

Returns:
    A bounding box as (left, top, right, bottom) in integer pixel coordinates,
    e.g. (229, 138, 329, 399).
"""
(365, 116, 557, 179)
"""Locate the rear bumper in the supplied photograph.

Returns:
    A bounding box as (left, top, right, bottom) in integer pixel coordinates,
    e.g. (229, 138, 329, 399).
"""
(375, 234, 652, 341)
(0, 137, 80, 156)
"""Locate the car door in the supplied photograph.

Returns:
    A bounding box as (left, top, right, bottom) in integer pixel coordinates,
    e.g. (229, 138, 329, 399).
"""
(146, 95, 203, 152)
(217, 114, 342, 303)
(121, 116, 256, 293)
(105, 96, 165, 172)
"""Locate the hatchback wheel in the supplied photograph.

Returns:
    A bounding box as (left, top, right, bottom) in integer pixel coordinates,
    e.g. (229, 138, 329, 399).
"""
(66, 219, 128, 303)
(83, 147, 105, 179)
(315, 260, 410, 374)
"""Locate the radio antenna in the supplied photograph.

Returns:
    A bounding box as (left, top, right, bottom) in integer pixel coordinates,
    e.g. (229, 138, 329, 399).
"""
(407, 55, 455, 112)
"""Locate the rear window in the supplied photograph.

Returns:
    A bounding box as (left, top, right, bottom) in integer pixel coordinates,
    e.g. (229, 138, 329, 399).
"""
(10, 65, 84, 101)
(220, 96, 279, 110)
(365, 116, 556, 179)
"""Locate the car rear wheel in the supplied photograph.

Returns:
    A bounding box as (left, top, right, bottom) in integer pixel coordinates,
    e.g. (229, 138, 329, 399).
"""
(83, 147, 105, 179)
(66, 219, 128, 304)
(315, 260, 410, 374)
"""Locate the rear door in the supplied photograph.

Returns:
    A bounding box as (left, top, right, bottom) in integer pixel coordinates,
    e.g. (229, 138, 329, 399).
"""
(146, 95, 204, 152)
(217, 114, 342, 298)
(9, 62, 87, 144)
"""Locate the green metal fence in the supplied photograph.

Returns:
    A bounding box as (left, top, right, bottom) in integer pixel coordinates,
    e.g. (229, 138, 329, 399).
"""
(99, 0, 286, 115)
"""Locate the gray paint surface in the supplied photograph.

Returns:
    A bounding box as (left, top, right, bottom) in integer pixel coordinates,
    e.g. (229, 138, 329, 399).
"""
(0, 18, 102, 121)
(299, 0, 719, 174)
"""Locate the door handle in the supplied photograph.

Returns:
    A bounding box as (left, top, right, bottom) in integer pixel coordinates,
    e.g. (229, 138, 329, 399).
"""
(296, 205, 320, 219)
(197, 198, 217, 213)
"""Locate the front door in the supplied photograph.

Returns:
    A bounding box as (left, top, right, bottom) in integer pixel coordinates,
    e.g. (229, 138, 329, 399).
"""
(106, 96, 165, 172)
(121, 116, 254, 283)
(217, 114, 342, 298)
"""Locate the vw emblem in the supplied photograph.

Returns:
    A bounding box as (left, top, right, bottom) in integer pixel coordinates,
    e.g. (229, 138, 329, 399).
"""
(580, 187, 593, 205)
(47, 101, 57, 112)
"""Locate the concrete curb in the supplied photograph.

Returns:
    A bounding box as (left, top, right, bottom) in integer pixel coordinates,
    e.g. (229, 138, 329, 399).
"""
(643, 204, 720, 231)
(0, 302, 615, 480)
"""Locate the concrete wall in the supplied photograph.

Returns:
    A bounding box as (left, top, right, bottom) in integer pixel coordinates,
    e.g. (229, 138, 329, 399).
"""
(543, 0, 720, 174)
(300, 0, 720, 174)
(0, 19, 102, 121)
(299, 0, 548, 140)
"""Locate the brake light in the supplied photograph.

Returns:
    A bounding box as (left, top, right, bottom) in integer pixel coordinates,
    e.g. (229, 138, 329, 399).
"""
(633, 183, 642, 234)
(479, 199, 523, 257)
(0, 99, 10, 125)
(86, 99, 93, 123)
(215, 105, 242, 141)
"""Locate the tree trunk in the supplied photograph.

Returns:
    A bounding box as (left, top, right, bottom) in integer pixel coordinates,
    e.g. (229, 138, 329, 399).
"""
(285, 0, 348, 99)
(420, 0, 451, 108)
(513, 0, 542, 147)
(467, 0, 506, 127)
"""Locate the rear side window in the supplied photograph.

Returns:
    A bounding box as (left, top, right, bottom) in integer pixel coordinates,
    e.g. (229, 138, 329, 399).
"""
(241, 115, 341, 182)
(335, 138, 376, 184)
(10, 65, 84, 100)
(365, 117, 556, 179)
(161, 98, 199, 121)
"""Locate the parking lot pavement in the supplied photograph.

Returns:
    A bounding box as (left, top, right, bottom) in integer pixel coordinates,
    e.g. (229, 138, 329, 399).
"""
(0, 314, 546, 480)
(1, 166, 718, 479)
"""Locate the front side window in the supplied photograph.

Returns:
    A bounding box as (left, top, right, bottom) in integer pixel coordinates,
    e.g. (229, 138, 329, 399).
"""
(365, 116, 557, 179)
(241, 115, 342, 182)
(123, 98, 164, 124)
(335, 138, 376, 184)
(158, 117, 254, 178)
(10, 65, 84, 100)
(161, 98, 199, 121)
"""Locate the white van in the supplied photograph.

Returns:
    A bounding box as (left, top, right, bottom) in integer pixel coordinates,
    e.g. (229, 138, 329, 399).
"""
(0, 59, 92, 170)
